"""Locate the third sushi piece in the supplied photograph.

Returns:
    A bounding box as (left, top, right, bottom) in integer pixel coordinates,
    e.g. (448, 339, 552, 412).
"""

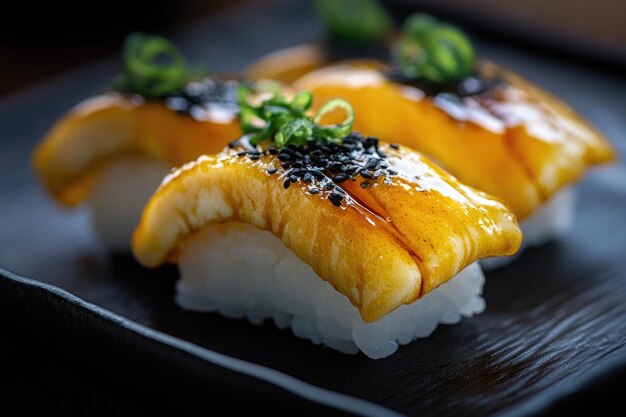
(132, 89, 522, 358)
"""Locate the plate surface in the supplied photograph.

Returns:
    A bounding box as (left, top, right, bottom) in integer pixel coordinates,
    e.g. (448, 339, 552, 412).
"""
(1, 1, 625, 416)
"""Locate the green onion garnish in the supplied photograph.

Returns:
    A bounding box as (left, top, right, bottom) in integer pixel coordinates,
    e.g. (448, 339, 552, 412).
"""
(395, 13, 475, 83)
(238, 87, 355, 149)
(112, 33, 196, 99)
(316, 0, 392, 46)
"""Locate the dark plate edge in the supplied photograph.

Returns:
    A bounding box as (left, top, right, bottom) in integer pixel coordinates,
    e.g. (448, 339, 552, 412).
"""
(2, 265, 625, 416)
(0, 266, 403, 417)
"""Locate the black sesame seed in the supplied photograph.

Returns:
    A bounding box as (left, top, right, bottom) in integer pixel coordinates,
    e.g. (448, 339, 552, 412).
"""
(237, 151, 247, 157)
(367, 159, 379, 169)
(330, 191, 344, 200)
(389, 143, 400, 150)
(281, 162, 290, 169)
(267, 167, 277, 174)
(360, 171, 373, 179)
(387, 169, 397, 175)
(289, 175, 298, 183)
(310, 169, 325, 179)
(367, 136, 379, 146)
(376, 149, 386, 158)
(344, 165, 359, 175)
(249, 155, 260, 161)
(303, 172, 312, 183)
(334, 175, 347, 183)
(268, 148, 278, 155)
(283, 178, 291, 189)
(309, 187, 320, 194)
(360, 181, 371, 188)
(328, 195, 342, 206)
(278, 153, 292, 161)
(325, 183, 336, 190)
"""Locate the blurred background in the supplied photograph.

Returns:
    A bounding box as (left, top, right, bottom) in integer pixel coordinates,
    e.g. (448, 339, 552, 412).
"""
(2, 0, 625, 97)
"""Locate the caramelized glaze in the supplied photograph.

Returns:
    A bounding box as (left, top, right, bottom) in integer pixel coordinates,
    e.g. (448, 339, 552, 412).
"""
(33, 87, 241, 206)
(132, 138, 521, 322)
(294, 60, 615, 219)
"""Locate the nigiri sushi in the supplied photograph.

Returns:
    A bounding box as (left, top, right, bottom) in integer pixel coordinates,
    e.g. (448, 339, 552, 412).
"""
(132, 90, 522, 358)
(33, 34, 275, 249)
(262, 14, 615, 266)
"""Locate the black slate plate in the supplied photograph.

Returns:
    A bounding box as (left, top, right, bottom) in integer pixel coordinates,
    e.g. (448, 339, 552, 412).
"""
(1, 1, 626, 416)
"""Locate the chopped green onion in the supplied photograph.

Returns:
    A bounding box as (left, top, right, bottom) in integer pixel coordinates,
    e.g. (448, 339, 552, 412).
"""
(113, 33, 197, 99)
(316, 0, 392, 45)
(275, 118, 315, 148)
(291, 91, 314, 112)
(313, 99, 355, 142)
(238, 87, 355, 149)
(395, 14, 475, 83)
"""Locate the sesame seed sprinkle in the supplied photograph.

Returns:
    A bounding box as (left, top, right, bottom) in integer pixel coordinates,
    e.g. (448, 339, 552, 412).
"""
(233, 132, 398, 207)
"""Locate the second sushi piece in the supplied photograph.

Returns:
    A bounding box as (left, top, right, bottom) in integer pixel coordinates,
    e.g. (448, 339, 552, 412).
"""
(132, 89, 522, 358)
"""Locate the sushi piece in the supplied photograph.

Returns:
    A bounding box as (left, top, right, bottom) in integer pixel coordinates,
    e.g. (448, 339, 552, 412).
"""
(33, 34, 275, 249)
(288, 15, 615, 265)
(132, 91, 522, 358)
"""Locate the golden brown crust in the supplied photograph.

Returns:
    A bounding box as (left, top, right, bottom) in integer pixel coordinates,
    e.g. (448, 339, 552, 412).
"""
(132, 144, 521, 322)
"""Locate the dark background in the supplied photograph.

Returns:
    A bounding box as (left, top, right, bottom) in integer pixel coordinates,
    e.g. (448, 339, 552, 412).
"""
(0, 1, 241, 96)
(1, 1, 625, 416)
(2, 0, 626, 97)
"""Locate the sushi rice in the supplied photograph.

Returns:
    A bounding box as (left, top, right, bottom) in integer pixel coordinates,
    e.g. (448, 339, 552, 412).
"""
(481, 187, 575, 270)
(176, 222, 486, 359)
(87, 157, 170, 250)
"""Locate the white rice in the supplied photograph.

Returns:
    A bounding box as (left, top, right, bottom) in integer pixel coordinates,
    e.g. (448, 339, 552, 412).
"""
(87, 156, 170, 250)
(481, 187, 576, 270)
(177, 222, 486, 359)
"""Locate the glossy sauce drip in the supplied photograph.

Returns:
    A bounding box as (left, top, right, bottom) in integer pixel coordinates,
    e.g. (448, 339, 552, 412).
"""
(392, 63, 583, 145)
(228, 132, 500, 223)
(163, 78, 240, 123)
(387, 68, 528, 135)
